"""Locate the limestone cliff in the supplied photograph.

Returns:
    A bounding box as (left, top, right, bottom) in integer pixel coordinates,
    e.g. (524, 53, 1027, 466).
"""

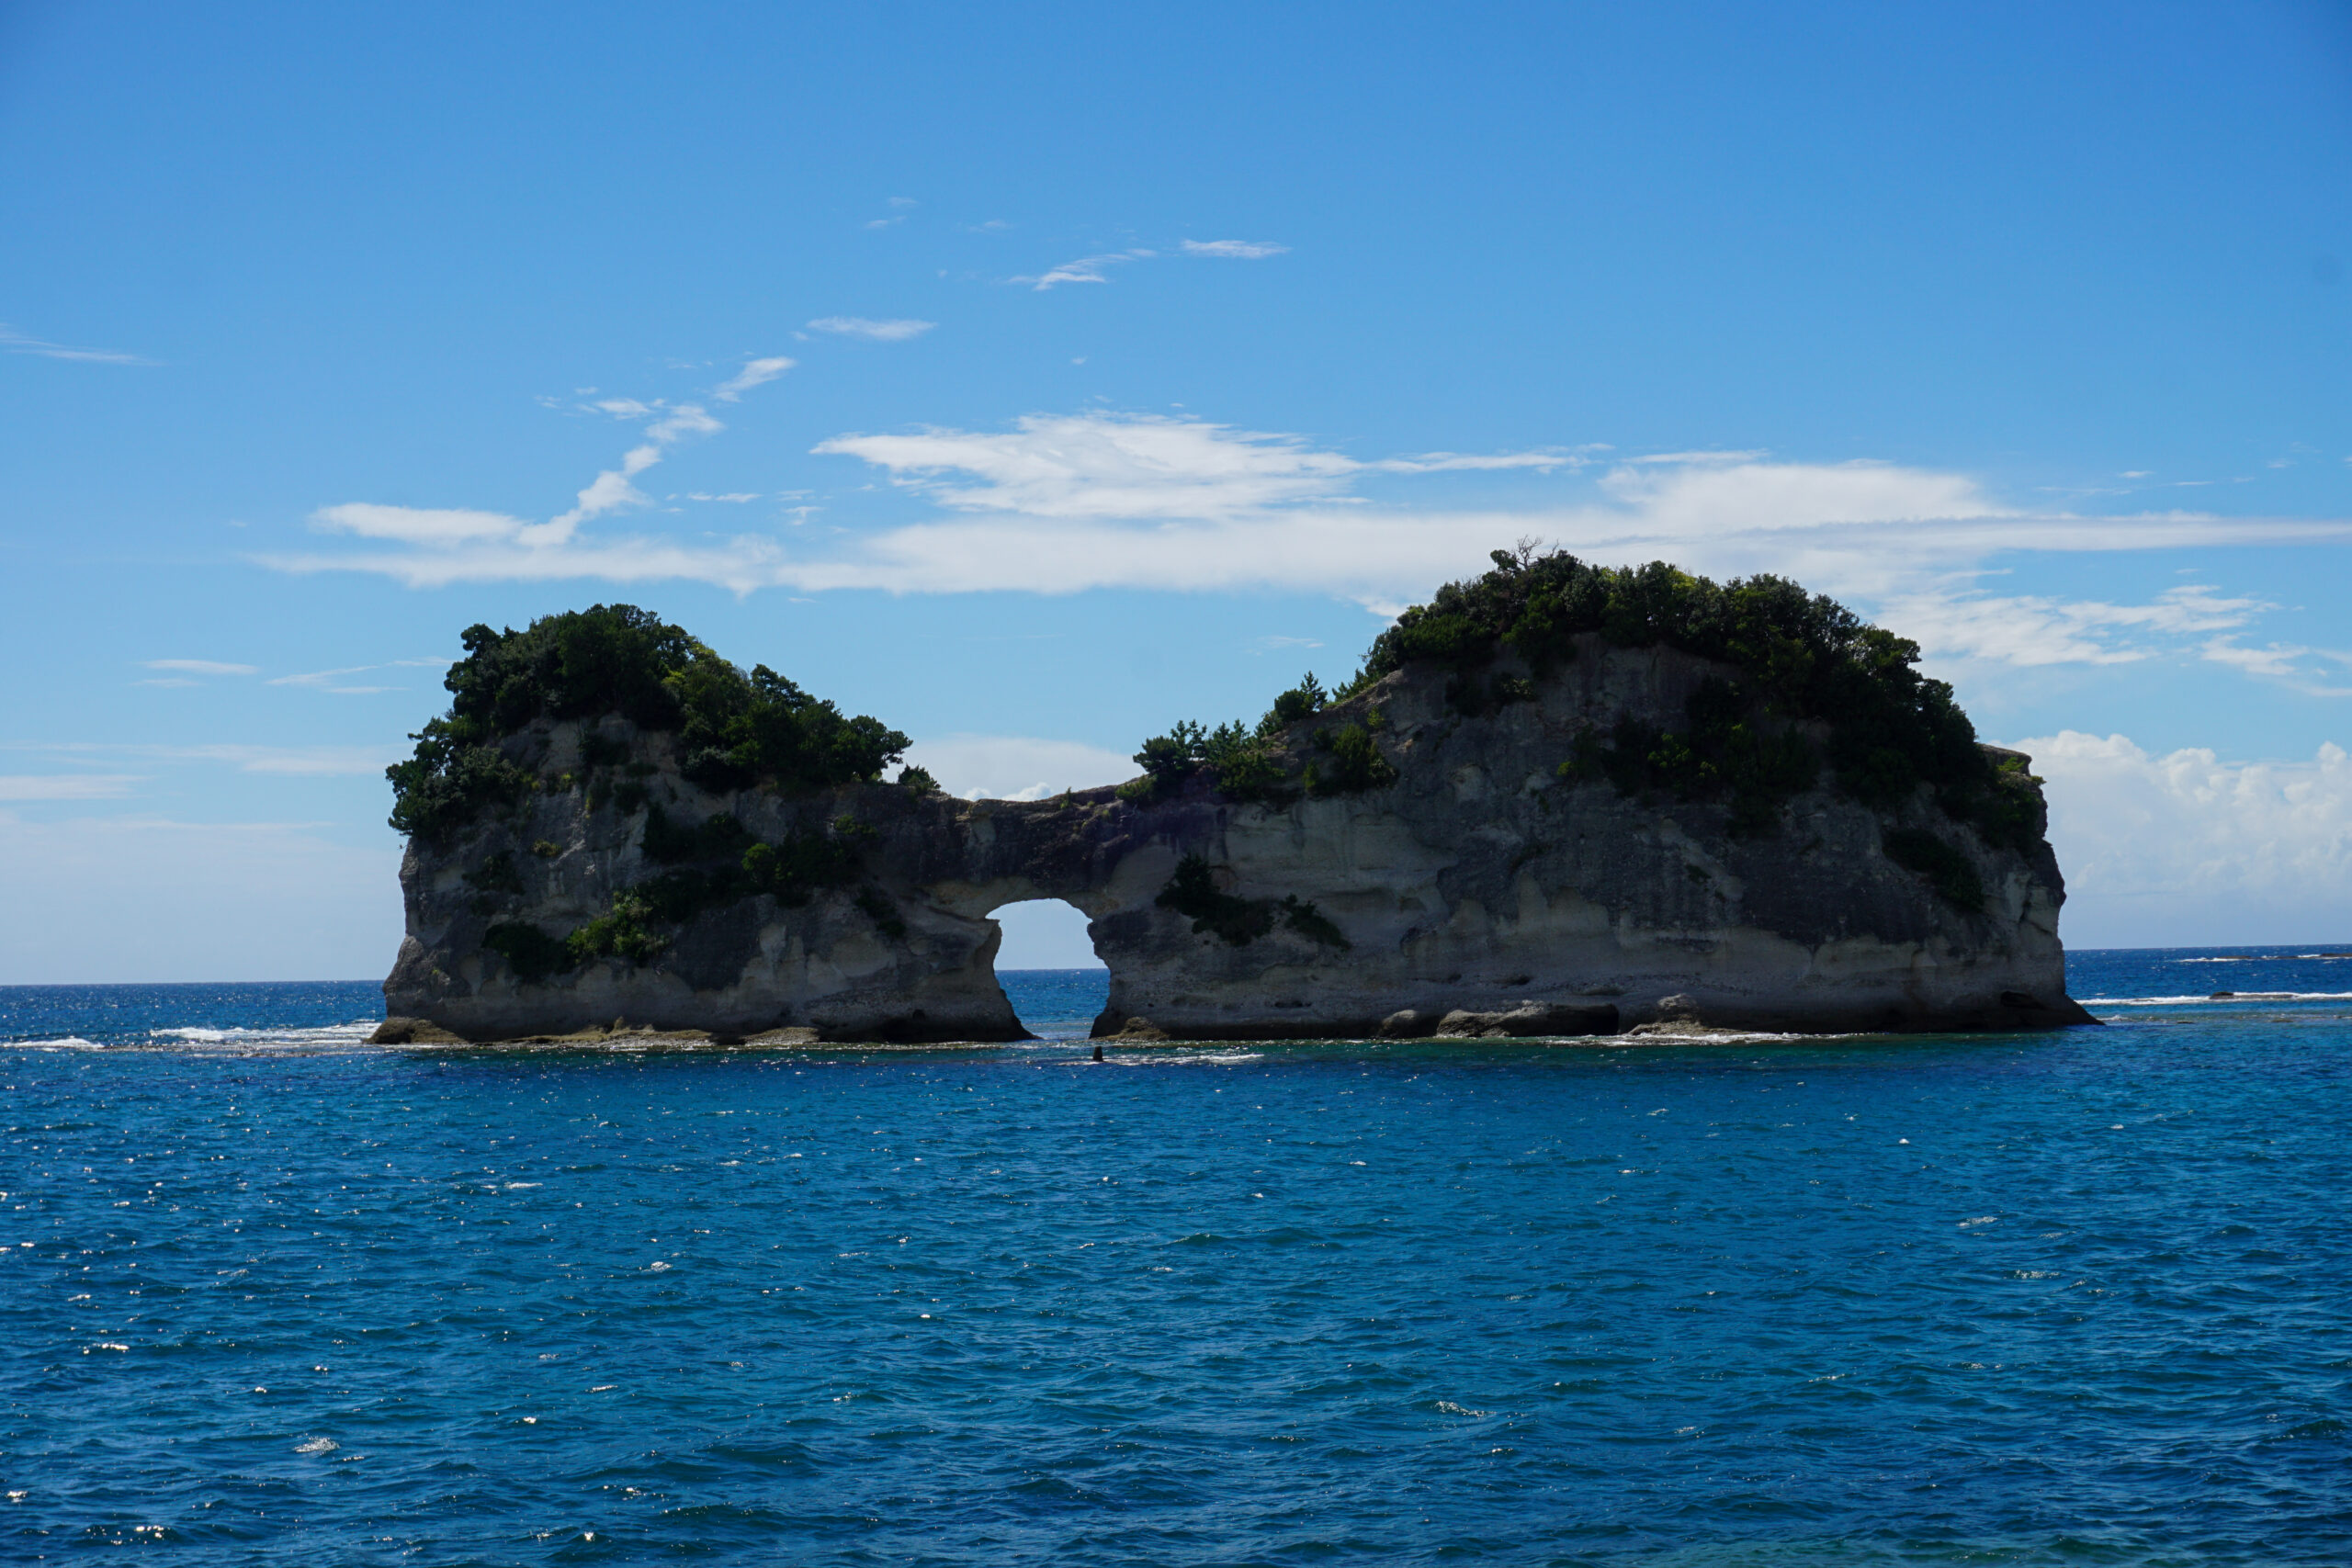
(378, 574, 2094, 1042)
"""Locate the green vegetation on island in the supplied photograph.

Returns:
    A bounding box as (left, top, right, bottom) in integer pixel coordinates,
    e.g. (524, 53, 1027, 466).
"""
(411, 557, 2047, 987)
(387, 604, 911, 842)
(1121, 547, 2046, 901)
(1120, 673, 1396, 807)
(478, 803, 895, 982)
(1155, 854, 1350, 950)
(385, 604, 921, 983)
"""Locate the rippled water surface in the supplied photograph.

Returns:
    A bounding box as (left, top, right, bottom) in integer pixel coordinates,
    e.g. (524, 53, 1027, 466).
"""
(3, 953, 2347, 1564)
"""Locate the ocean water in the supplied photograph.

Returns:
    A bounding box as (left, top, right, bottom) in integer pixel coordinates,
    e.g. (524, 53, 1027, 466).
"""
(1, 951, 2346, 1565)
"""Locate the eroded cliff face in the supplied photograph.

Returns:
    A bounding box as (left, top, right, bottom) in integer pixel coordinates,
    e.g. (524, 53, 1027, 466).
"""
(380, 638, 2091, 1043)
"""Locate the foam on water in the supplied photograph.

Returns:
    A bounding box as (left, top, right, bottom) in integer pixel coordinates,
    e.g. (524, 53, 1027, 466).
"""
(2086, 991, 2352, 1006)
(0, 952, 2346, 1564)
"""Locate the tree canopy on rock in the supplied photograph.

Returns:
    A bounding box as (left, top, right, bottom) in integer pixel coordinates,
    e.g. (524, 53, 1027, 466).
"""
(387, 604, 908, 841)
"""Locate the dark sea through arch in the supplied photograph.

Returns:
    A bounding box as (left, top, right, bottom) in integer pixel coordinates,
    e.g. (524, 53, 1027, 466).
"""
(2, 950, 2346, 1564)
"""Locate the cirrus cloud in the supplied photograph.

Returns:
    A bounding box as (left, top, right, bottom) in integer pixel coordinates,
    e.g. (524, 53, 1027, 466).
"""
(1180, 239, 1288, 259)
(1012, 250, 1155, 290)
(141, 659, 259, 676)
(0, 774, 143, 802)
(266, 409, 2352, 688)
(713, 356, 795, 401)
(0, 321, 156, 366)
(808, 317, 935, 342)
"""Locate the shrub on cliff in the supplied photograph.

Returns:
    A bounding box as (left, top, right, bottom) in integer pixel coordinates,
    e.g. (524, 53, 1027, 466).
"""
(1368, 548, 2039, 845)
(672, 661, 909, 794)
(1155, 854, 1349, 949)
(1559, 677, 1819, 833)
(1116, 551, 2042, 855)
(1882, 827, 1985, 912)
(445, 604, 699, 733)
(386, 730, 535, 842)
(1258, 672, 1329, 735)
(1122, 673, 1386, 807)
(387, 604, 909, 841)
(639, 803, 866, 917)
(1305, 720, 1396, 796)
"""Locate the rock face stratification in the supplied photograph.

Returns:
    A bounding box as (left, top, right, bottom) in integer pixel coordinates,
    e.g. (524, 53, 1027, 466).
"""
(379, 571, 2094, 1042)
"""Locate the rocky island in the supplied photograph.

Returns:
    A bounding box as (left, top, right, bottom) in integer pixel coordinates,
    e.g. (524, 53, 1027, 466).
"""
(373, 551, 2095, 1043)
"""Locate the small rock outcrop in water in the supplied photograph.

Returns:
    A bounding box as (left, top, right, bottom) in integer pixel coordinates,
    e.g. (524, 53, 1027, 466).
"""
(376, 554, 2097, 1043)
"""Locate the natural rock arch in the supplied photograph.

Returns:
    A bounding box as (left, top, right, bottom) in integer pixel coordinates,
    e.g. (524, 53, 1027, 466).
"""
(381, 638, 2092, 1043)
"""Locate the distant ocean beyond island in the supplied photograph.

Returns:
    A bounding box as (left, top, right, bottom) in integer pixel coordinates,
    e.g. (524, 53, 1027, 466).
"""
(4, 950, 2345, 1050)
(2, 948, 2346, 1564)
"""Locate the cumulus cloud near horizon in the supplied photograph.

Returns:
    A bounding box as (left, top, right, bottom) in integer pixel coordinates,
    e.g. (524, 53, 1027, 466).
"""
(902, 734, 1136, 801)
(2021, 731, 2352, 948)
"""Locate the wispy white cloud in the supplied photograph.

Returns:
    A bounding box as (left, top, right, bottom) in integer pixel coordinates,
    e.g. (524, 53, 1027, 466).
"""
(458, 378, 778, 552)
(809, 415, 1580, 521)
(808, 317, 935, 342)
(649, 405, 725, 441)
(0, 774, 142, 802)
(539, 448, 659, 537)
(686, 491, 761, 503)
(267, 659, 445, 695)
(2018, 731, 2352, 946)
(0, 322, 156, 366)
(814, 413, 1366, 518)
(1181, 239, 1288, 259)
(141, 659, 259, 676)
(1014, 239, 1287, 289)
(1370, 450, 1582, 474)
(1880, 585, 2270, 668)
(1013, 251, 1155, 290)
(712, 357, 794, 401)
(533, 400, 728, 538)
(310, 504, 524, 547)
(1626, 449, 1769, 466)
(2195, 637, 2352, 696)
(268, 409, 2352, 687)
(264, 525, 789, 592)
(12, 741, 400, 777)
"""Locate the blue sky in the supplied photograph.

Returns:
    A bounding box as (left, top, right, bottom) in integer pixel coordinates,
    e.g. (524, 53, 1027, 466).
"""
(4, 1, 2349, 979)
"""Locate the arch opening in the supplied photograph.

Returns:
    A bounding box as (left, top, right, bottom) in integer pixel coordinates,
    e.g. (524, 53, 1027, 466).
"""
(988, 898, 1108, 1042)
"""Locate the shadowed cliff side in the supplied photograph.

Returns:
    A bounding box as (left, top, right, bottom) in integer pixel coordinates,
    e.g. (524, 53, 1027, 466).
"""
(376, 560, 2097, 1043)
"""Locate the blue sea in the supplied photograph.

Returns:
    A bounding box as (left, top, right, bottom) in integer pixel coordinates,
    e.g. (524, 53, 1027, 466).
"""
(2, 951, 2347, 1564)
